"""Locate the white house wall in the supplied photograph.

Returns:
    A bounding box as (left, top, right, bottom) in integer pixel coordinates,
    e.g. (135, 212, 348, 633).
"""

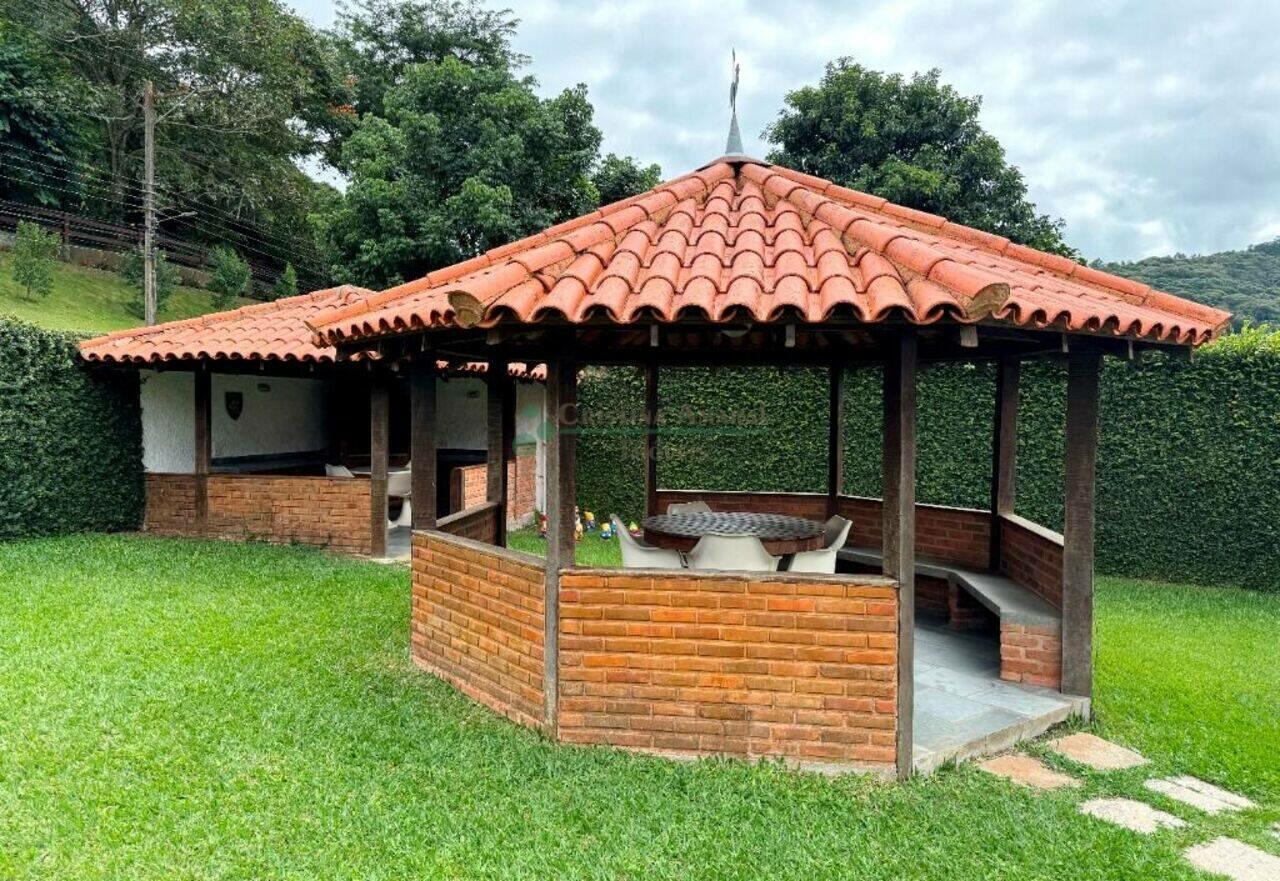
(140, 370, 195, 473)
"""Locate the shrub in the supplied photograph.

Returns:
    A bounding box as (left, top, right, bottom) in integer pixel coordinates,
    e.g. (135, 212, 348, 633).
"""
(208, 246, 250, 309)
(0, 318, 143, 539)
(120, 247, 181, 319)
(10, 221, 60, 300)
(272, 262, 298, 300)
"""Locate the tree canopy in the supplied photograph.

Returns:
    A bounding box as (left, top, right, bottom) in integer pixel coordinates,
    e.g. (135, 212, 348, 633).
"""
(764, 60, 1073, 257)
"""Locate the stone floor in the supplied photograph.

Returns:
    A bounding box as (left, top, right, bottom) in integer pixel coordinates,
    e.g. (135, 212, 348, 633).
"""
(913, 621, 1089, 773)
(384, 526, 412, 561)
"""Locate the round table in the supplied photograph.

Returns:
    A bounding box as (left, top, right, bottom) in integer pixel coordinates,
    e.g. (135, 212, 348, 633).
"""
(641, 511, 825, 556)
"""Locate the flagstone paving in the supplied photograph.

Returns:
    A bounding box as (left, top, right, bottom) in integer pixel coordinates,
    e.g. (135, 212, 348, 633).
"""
(1183, 837, 1280, 881)
(1145, 776, 1257, 815)
(1079, 798, 1187, 834)
(978, 754, 1081, 790)
(1048, 732, 1149, 771)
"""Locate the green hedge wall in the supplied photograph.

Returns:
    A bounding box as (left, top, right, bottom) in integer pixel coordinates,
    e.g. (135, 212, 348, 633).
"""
(0, 317, 143, 540)
(577, 327, 1280, 591)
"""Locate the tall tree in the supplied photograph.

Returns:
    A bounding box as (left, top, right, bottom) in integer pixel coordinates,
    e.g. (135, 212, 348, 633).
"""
(593, 153, 662, 206)
(321, 56, 604, 287)
(765, 60, 1073, 256)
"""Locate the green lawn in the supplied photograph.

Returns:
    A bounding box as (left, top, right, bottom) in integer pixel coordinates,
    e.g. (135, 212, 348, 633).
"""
(0, 252, 248, 334)
(0, 533, 1276, 880)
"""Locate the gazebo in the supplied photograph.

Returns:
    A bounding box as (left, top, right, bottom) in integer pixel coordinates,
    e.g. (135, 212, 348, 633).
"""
(308, 154, 1228, 778)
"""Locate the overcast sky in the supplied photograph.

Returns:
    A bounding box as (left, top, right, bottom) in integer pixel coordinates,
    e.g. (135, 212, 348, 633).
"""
(291, 0, 1280, 263)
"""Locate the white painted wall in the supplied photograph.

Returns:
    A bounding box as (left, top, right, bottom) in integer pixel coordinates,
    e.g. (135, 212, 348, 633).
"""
(515, 382, 547, 511)
(140, 370, 328, 472)
(435, 378, 487, 449)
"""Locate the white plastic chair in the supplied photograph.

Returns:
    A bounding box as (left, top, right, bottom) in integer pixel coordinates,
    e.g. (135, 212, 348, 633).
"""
(387, 470, 413, 529)
(666, 501, 712, 515)
(613, 516, 684, 569)
(789, 516, 853, 574)
(686, 534, 779, 572)
(325, 463, 354, 478)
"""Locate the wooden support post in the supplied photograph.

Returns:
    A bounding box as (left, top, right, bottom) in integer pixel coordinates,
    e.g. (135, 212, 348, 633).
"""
(486, 360, 510, 545)
(827, 363, 844, 518)
(988, 357, 1020, 570)
(369, 373, 389, 558)
(882, 332, 917, 781)
(543, 351, 577, 734)
(643, 362, 659, 517)
(410, 358, 438, 531)
(193, 367, 211, 527)
(1062, 348, 1101, 698)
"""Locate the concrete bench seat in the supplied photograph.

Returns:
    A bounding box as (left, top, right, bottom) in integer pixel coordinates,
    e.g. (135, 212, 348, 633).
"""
(837, 545, 1060, 629)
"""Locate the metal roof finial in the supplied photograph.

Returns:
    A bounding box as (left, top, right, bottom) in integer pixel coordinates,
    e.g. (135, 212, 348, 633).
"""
(726, 49, 744, 155)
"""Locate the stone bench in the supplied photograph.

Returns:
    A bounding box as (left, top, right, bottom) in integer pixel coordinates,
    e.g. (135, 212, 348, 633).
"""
(837, 545, 1063, 689)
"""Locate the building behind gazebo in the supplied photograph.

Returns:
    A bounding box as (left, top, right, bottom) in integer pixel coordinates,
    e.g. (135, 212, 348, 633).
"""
(305, 153, 1227, 778)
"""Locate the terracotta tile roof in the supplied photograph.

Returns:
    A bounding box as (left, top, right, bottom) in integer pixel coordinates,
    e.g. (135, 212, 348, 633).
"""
(310, 157, 1230, 347)
(79, 285, 543, 380)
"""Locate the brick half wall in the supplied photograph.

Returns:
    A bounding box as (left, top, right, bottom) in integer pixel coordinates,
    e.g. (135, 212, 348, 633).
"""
(999, 514, 1064, 609)
(411, 531, 546, 729)
(557, 567, 900, 771)
(144, 473, 374, 554)
(456, 445, 538, 525)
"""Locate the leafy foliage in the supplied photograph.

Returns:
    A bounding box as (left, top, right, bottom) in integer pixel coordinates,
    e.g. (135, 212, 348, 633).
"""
(578, 330, 1280, 591)
(207, 245, 250, 308)
(272, 262, 298, 300)
(592, 153, 662, 206)
(764, 59, 1073, 256)
(10, 221, 60, 300)
(322, 56, 604, 287)
(120, 246, 180, 318)
(0, 318, 142, 539)
(1101, 239, 1280, 328)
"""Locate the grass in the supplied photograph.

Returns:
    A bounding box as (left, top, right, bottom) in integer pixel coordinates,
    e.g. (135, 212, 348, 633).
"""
(0, 252, 249, 334)
(0, 533, 1276, 880)
(507, 524, 623, 567)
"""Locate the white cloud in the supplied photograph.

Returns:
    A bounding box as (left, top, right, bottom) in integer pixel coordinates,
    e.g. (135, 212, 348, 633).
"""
(289, 0, 1280, 261)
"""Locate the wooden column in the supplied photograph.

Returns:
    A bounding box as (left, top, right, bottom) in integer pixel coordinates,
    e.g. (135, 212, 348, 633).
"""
(882, 332, 917, 781)
(486, 360, 510, 545)
(410, 358, 437, 531)
(643, 362, 659, 516)
(827, 363, 845, 518)
(368, 373, 389, 558)
(1062, 348, 1101, 698)
(988, 357, 1020, 570)
(543, 351, 577, 734)
(193, 367, 211, 526)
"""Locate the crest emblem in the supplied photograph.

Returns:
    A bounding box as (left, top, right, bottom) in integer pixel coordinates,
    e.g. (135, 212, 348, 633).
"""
(224, 391, 244, 420)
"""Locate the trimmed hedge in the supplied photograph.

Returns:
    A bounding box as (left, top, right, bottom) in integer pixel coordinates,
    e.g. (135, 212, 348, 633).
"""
(0, 317, 143, 540)
(577, 327, 1280, 591)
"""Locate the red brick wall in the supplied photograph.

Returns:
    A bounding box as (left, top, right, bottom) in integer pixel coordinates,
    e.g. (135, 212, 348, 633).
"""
(557, 567, 900, 770)
(456, 446, 537, 523)
(437, 502, 500, 544)
(411, 531, 546, 729)
(999, 515, 1064, 609)
(1000, 622, 1062, 689)
(144, 473, 373, 554)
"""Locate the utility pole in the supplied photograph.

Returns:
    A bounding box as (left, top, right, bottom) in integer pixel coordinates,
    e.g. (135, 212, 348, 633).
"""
(142, 80, 157, 326)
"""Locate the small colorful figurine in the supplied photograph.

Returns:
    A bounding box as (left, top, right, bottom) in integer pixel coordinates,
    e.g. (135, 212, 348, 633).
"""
(537, 511, 548, 538)
(583, 511, 597, 531)
(599, 520, 614, 540)
(628, 520, 641, 537)
(574, 509, 584, 542)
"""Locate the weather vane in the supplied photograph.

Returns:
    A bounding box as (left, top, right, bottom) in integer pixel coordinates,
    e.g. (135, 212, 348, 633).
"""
(726, 49, 744, 155)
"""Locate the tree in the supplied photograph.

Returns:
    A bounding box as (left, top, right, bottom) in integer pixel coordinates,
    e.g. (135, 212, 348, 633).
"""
(0, 22, 87, 207)
(121, 246, 179, 317)
(207, 246, 250, 309)
(10, 221, 60, 300)
(321, 57, 603, 287)
(592, 154, 662, 206)
(764, 60, 1073, 256)
(272, 263, 299, 300)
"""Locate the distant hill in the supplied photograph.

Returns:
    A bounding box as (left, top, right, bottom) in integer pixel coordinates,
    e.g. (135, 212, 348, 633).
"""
(1100, 239, 1280, 328)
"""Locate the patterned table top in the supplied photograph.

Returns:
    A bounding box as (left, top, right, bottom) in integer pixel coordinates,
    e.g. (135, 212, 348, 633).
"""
(641, 511, 824, 542)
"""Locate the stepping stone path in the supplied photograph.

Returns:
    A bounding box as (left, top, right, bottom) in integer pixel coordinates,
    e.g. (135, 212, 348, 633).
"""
(1079, 797, 1186, 834)
(978, 754, 1081, 790)
(1048, 732, 1148, 771)
(1145, 776, 1257, 814)
(1183, 837, 1280, 881)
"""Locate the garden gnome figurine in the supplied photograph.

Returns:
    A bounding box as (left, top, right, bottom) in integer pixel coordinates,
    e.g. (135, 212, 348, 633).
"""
(574, 507, 584, 542)
(538, 511, 548, 538)
(628, 520, 641, 537)
(583, 511, 596, 531)
(600, 520, 614, 540)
